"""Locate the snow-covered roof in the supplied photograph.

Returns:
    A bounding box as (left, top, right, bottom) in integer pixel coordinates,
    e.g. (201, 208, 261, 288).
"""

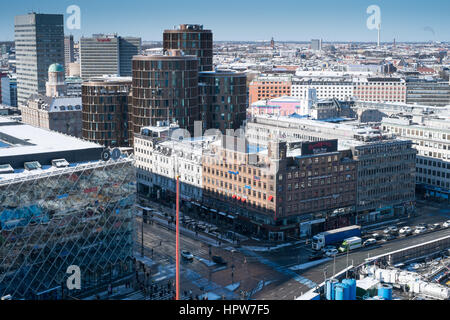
(0, 116, 101, 159)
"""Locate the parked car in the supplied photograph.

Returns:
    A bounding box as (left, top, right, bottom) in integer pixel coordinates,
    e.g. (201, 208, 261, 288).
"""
(325, 248, 339, 257)
(399, 226, 412, 236)
(382, 234, 396, 242)
(371, 232, 382, 240)
(414, 226, 427, 234)
(322, 245, 337, 252)
(429, 223, 440, 230)
(443, 220, 450, 228)
(208, 226, 219, 233)
(212, 256, 227, 265)
(181, 250, 194, 261)
(308, 251, 324, 261)
(383, 226, 398, 234)
(363, 238, 377, 247)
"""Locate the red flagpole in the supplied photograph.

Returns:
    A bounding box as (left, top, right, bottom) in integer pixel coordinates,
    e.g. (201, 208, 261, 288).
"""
(176, 175, 180, 300)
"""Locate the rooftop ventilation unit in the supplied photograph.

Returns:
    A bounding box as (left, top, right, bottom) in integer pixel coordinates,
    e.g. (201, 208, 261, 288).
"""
(51, 159, 70, 168)
(24, 161, 41, 171)
(0, 164, 14, 174)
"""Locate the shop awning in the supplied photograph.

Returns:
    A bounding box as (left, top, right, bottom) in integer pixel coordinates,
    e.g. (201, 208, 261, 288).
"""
(210, 209, 218, 213)
(218, 211, 227, 216)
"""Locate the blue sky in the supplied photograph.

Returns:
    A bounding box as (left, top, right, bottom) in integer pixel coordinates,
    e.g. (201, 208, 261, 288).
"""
(0, 0, 449, 42)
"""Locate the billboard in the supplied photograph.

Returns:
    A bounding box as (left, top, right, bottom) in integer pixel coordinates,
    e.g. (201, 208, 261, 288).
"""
(301, 140, 338, 155)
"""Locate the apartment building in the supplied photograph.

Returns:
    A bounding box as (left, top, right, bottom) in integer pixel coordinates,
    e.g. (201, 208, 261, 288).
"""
(291, 77, 407, 103)
(14, 13, 65, 107)
(19, 94, 82, 138)
(131, 52, 199, 138)
(163, 24, 213, 72)
(198, 69, 247, 133)
(406, 78, 450, 107)
(246, 115, 417, 221)
(249, 76, 292, 104)
(82, 76, 132, 147)
(353, 77, 406, 103)
(382, 115, 450, 201)
(291, 78, 354, 101)
(79, 34, 141, 79)
(134, 122, 213, 203)
(201, 136, 357, 240)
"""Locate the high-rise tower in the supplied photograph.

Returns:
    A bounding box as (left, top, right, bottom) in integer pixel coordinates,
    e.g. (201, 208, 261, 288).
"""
(131, 51, 199, 139)
(15, 13, 65, 107)
(163, 24, 213, 72)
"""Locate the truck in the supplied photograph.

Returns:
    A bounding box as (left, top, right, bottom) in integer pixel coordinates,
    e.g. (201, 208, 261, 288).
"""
(338, 236, 362, 253)
(312, 225, 361, 251)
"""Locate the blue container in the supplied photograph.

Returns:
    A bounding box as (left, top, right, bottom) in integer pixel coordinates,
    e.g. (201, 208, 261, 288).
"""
(335, 284, 345, 301)
(326, 279, 339, 300)
(335, 283, 350, 300)
(378, 284, 392, 300)
(342, 279, 356, 300)
(343, 283, 350, 300)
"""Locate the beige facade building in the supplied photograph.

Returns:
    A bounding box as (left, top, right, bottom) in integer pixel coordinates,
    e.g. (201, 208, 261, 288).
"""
(201, 136, 357, 240)
(20, 94, 82, 138)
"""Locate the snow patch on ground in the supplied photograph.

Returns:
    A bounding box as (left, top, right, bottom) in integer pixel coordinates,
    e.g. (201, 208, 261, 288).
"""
(199, 292, 222, 300)
(289, 258, 332, 271)
(243, 241, 303, 252)
(195, 256, 216, 267)
(225, 282, 240, 292)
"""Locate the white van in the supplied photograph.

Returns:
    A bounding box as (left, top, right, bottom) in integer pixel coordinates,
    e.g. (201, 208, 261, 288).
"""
(338, 236, 362, 253)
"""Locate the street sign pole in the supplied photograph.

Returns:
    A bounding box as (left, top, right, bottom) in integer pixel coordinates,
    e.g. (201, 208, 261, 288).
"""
(176, 175, 180, 300)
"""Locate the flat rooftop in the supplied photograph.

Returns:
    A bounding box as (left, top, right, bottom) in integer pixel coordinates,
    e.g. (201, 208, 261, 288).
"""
(0, 117, 103, 168)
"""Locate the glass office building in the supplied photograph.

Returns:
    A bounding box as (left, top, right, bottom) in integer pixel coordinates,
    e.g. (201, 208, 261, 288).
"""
(0, 156, 136, 299)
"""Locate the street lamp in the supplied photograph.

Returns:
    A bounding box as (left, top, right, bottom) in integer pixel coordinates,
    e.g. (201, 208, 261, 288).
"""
(176, 175, 180, 300)
(141, 213, 144, 258)
(231, 264, 235, 285)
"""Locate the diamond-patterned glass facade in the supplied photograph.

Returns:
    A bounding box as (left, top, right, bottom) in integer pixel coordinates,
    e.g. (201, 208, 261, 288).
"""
(0, 157, 136, 299)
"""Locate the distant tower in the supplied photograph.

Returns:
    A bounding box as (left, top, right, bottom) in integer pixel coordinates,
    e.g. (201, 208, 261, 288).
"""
(377, 23, 381, 47)
(270, 37, 275, 49)
(393, 38, 396, 48)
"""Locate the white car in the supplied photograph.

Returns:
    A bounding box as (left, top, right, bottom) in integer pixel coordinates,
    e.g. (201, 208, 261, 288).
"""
(399, 226, 412, 235)
(383, 226, 398, 234)
(181, 250, 194, 260)
(414, 226, 427, 234)
(371, 233, 382, 240)
(322, 245, 337, 252)
(363, 238, 377, 247)
(443, 221, 450, 228)
(325, 248, 339, 257)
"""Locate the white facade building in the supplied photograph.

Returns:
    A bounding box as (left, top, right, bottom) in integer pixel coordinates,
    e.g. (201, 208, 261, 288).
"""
(134, 123, 215, 202)
(382, 115, 450, 200)
(291, 78, 354, 101)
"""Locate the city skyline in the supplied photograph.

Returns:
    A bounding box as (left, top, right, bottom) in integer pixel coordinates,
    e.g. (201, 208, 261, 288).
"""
(0, 0, 449, 42)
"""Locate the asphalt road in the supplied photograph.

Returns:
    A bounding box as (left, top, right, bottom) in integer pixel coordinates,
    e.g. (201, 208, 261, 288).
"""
(135, 199, 450, 300)
(251, 227, 450, 299)
(136, 217, 280, 299)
